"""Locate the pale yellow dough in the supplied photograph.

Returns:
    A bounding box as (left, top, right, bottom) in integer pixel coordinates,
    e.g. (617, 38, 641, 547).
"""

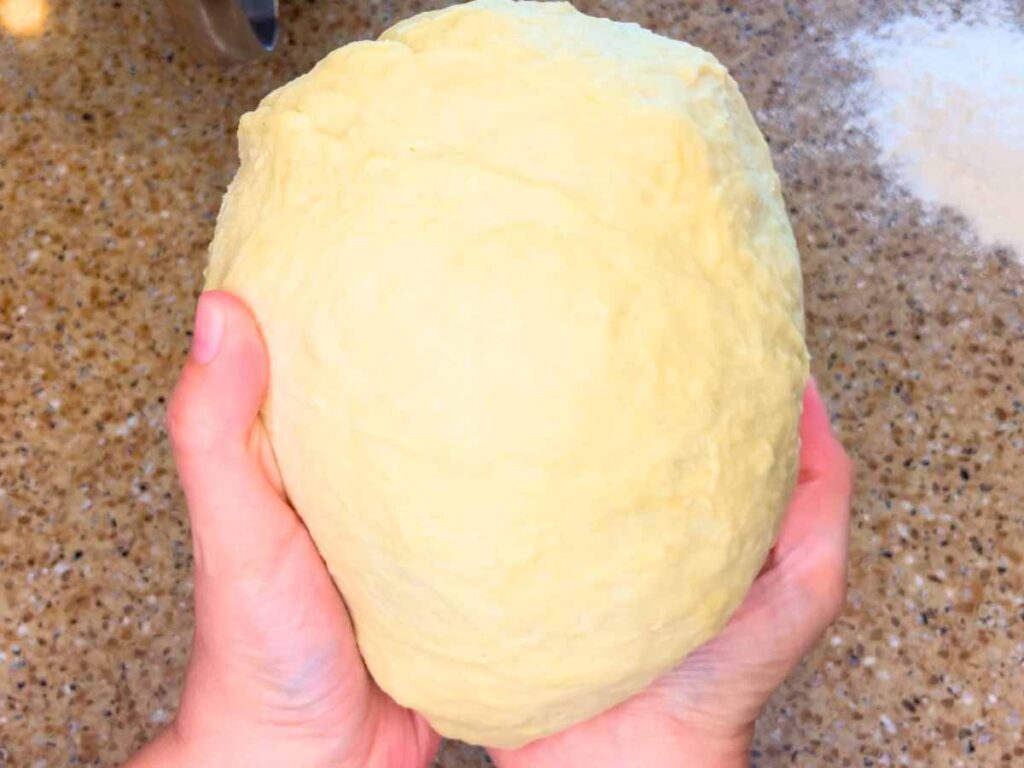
(206, 0, 808, 747)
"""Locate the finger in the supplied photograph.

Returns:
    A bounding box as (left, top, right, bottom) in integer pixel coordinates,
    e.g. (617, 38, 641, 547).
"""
(761, 380, 853, 626)
(166, 291, 300, 579)
(774, 379, 854, 557)
(797, 378, 851, 485)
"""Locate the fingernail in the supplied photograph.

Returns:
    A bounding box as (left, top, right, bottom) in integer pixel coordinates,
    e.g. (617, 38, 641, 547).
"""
(190, 294, 225, 365)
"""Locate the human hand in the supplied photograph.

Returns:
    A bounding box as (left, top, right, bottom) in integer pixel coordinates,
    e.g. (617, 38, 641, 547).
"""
(491, 380, 853, 768)
(128, 293, 848, 768)
(126, 292, 439, 768)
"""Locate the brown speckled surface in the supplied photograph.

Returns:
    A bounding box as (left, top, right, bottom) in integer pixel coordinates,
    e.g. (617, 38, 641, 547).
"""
(1, 1, 1022, 765)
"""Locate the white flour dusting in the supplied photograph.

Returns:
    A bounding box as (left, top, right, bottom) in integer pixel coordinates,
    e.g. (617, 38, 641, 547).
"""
(838, 4, 1024, 257)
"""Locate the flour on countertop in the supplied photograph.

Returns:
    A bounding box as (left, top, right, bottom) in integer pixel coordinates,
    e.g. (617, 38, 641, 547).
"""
(837, 3, 1024, 258)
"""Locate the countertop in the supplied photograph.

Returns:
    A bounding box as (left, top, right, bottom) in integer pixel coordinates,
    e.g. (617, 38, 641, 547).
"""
(1, 1, 1022, 765)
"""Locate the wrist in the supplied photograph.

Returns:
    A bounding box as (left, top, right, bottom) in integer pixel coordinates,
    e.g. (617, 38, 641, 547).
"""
(669, 721, 752, 767)
(122, 723, 191, 768)
(490, 717, 752, 768)
(129, 698, 435, 768)
(126, 723, 353, 768)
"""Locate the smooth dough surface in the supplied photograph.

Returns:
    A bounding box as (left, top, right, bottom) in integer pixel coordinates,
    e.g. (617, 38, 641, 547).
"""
(206, 0, 808, 748)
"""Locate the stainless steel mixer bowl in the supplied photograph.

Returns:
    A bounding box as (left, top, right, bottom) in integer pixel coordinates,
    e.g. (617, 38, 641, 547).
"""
(166, 0, 279, 62)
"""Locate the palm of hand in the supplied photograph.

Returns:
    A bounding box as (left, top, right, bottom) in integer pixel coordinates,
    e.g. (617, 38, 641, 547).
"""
(492, 382, 852, 768)
(177, 431, 438, 768)
(157, 293, 439, 768)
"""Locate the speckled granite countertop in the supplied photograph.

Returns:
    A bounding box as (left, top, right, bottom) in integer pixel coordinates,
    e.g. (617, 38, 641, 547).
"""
(1, 1, 1022, 766)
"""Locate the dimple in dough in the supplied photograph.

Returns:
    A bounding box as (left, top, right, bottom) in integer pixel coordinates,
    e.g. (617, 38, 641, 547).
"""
(205, 0, 809, 748)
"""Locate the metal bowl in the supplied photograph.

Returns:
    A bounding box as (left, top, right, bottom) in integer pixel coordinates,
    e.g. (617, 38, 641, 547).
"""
(166, 0, 279, 63)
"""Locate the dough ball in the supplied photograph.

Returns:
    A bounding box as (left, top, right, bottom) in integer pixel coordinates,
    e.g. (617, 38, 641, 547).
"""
(206, 0, 808, 748)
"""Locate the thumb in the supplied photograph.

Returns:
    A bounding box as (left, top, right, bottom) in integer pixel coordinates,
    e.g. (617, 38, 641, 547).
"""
(167, 291, 299, 579)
